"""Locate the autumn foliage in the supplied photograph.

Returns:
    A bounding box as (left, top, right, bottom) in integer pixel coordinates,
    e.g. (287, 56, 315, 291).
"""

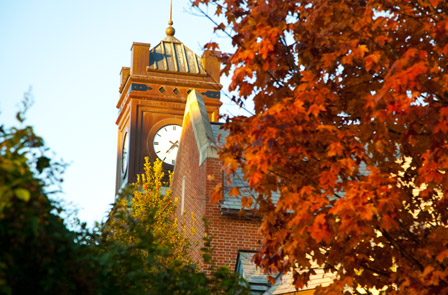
(193, 0, 448, 294)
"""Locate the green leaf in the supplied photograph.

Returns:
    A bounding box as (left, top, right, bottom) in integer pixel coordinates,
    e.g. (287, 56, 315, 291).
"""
(14, 188, 30, 202)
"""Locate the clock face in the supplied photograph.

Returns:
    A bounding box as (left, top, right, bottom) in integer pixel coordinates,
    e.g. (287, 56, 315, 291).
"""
(153, 124, 182, 166)
(121, 132, 129, 176)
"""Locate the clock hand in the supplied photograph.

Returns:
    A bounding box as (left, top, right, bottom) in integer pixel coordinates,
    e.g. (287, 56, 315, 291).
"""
(166, 146, 174, 154)
(169, 140, 179, 147)
(165, 140, 179, 154)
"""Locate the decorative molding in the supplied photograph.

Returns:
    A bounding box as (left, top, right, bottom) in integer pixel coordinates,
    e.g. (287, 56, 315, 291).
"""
(128, 83, 153, 93)
(201, 90, 220, 99)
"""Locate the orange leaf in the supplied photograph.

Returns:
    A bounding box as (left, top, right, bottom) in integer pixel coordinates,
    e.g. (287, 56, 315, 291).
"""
(429, 0, 440, 7)
(210, 183, 223, 204)
(327, 142, 343, 157)
(375, 140, 384, 153)
(241, 196, 253, 208)
(229, 186, 240, 197)
(354, 44, 369, 59)
(375, 35, 389, 46)
(308, 104, 326, 117)
(301, 70, 315, 82)
(365, 53, 380, 72)
(308, 214, 332, 244)
(249, 171, 264, 186)
(436, 249, 448, 262)
(380, 215, 398, 231)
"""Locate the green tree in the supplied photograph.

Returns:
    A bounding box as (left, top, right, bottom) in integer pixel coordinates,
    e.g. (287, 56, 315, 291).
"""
(0, 99, 100, 294)
(0, 99, 249, 295)
(102, 157, 250, 294)
(104, 157, 191, 266)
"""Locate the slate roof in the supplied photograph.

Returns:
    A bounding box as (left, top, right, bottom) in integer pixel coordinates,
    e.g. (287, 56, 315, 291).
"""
(264, 267, 335, 295)
(210, 122, 371, 213)
(210, 122, 281, 213)
(236, 251, 336, 295)
(235, 251, 271, 294)
(211, 123, 255, 212)
(210, 122, 226, 147)
(148, 35, 206, 75)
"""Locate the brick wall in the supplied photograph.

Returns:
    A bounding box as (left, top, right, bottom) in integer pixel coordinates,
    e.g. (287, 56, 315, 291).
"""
(172, 112, 207, 264)
(204, 158, 261, 269)
(173, 114, 261, 271)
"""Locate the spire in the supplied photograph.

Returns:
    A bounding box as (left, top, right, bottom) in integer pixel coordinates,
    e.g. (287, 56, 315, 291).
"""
(166, 0, 175, 36)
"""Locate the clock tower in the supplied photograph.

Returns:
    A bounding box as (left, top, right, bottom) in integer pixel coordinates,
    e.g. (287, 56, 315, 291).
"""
(115, 20, 222, 194)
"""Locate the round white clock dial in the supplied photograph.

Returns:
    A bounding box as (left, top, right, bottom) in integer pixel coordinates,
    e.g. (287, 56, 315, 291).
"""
(153, 124, 182, 166)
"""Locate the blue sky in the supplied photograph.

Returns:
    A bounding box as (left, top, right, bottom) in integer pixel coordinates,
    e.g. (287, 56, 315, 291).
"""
(0, 0, 239, 227)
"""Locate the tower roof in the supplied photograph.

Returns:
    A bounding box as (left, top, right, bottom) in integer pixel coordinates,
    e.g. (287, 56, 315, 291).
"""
(147, 36, 206, 75)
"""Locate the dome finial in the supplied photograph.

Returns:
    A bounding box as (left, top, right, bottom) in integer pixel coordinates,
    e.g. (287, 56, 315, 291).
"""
(166, 0, 175, 36)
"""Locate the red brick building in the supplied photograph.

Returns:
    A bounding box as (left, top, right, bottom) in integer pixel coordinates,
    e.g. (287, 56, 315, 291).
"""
(114, 24, 333, 295)
(171, 89, 262, 268)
